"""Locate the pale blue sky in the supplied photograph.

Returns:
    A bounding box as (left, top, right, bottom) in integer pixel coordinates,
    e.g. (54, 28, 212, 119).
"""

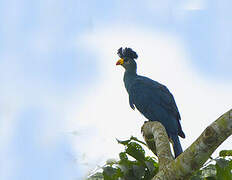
(0, 0, 232, 179)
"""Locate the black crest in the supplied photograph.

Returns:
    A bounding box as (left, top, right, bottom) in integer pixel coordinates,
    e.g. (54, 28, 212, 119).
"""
(117, 47, 138, 59)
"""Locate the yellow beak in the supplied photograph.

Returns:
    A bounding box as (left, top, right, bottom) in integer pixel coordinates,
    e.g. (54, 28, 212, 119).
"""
(116, 58, 124, 65)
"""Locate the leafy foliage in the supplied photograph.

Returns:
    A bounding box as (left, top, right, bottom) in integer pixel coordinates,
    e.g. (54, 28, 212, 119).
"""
(87, 172, 104, 180)
(87, 136, 232, 180)
(186, 152, 232, 180)
(87, 136, 158, 180)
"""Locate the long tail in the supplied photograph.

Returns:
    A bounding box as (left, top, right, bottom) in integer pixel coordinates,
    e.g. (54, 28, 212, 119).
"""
(170, 134, 183, 158)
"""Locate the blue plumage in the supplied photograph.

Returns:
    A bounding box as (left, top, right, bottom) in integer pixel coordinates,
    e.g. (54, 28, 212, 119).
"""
(116, 47, 185, 158)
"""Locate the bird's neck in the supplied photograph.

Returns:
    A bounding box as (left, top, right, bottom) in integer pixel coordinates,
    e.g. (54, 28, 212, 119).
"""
(123, 70, 137, 93)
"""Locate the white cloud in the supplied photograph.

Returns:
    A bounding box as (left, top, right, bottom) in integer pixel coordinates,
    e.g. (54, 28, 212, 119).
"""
(74, 24, 232, 175)
(181, 0, 207, 10)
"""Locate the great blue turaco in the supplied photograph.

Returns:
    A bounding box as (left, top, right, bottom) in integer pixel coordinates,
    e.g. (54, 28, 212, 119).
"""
(116, 47, 185, 158)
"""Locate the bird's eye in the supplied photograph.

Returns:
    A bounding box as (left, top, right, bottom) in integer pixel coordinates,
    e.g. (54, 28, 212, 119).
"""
(124, 58, 129, 62)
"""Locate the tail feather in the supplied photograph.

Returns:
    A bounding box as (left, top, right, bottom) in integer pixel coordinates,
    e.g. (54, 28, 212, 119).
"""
(177, 120, 185, 138)
(170, 134, 183, 158)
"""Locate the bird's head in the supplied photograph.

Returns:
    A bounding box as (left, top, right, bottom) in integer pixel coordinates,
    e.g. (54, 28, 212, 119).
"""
(116, 47, 138, 72)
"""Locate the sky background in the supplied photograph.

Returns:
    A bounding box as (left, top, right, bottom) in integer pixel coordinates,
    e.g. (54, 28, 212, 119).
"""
(0, 0, 232, 179)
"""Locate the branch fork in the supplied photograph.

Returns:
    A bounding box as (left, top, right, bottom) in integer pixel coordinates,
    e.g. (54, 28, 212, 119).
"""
(141, 109, 232, 180)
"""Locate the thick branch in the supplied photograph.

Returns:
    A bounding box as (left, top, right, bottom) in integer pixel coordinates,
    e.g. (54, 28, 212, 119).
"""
(142, 121, 174, 170)
(142, 109, 232, 180)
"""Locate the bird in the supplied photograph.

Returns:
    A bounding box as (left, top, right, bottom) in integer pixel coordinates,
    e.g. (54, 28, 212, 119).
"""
(116, 47, 185, 158)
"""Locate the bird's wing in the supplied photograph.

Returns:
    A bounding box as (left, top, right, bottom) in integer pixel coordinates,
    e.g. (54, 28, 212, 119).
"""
(129, 76, 185, 138)
(156, 83, 181, 120)
(129, 76, 180, 118)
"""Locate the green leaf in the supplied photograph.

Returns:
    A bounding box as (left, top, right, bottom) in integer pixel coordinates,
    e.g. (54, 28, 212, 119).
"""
(103, 166, 122, 180)
(132, 165, 146, 179)
(119, 161, 143, 180)
(190, 170, 202, 180)
(144, 157, 159, 176)
(219, 150, 232, 157)
(130, 136, 147, 146)
(125, 142, 145, 162)
(144, 161, 158, 176)
(116, 138, 131, 145)
(103, 166, 116, 180)
(106, 159, 117, 166)
(190, 176, 201, 180)
(216, 158, 229, 168)
(216, 158, 232, 180)
(204, 177, 217, 180)
(201, 164, 216, 178)
(87, 172, 104, 180)
(119, 152, 128, 161)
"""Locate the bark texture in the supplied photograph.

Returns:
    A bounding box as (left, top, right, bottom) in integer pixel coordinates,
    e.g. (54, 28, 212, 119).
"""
(142, 122, 174, 170)
(141, 109, 232, 180)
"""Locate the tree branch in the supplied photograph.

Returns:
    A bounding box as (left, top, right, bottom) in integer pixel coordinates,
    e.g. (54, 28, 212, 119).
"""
(141, 109, 232, 180)
(142, 121, 174, 170)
